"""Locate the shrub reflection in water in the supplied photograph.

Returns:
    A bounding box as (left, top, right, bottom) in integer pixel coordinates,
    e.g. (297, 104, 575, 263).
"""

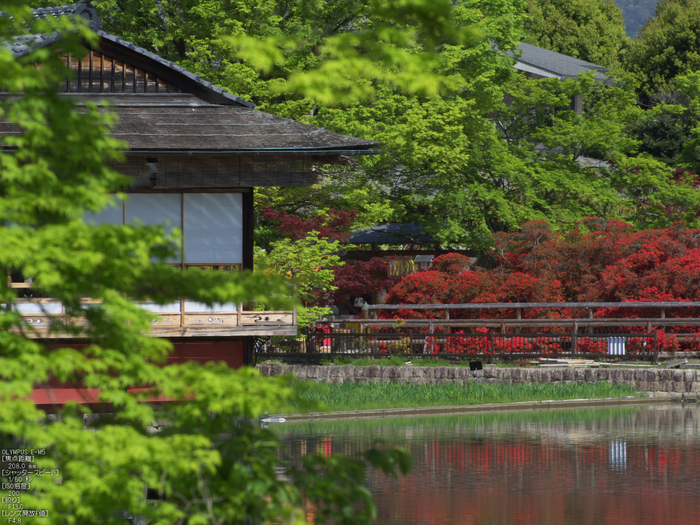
(276, 405, 700, 525)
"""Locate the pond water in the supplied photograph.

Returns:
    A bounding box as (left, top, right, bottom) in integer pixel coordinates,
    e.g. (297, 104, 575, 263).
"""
(276, 404, 700, 525)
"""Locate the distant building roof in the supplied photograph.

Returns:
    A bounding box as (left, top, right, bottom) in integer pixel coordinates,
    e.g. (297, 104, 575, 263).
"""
(512, 42, 613, 85)
(348, 223, 434, 245)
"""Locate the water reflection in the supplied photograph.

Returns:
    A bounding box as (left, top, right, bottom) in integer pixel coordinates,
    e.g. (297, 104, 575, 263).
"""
(277, 405, 700, 525)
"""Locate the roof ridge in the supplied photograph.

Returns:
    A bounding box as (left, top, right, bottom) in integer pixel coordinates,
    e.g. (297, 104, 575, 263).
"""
(8, 2, 255, 108)
(32, 1, 102, 31)
(98, 32, 255, 108)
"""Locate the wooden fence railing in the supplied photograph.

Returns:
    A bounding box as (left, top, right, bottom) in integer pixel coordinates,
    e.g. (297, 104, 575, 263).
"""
(361, 301, 700, 320)
(253, 302, 700, 361)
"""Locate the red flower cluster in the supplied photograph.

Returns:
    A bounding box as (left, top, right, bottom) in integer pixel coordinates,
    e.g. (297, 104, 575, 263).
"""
(386, 220, 700, 314)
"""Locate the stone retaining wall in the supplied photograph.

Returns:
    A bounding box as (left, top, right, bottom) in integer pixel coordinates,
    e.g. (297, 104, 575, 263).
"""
(257, 365, 700, 396)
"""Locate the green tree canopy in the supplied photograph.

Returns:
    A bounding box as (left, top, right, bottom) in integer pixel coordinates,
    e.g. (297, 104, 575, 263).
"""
(46, 0, 700, 254)
(64, 0, 482, 108)
(523, 0, 629, 71)
(626, 0, 700, 100)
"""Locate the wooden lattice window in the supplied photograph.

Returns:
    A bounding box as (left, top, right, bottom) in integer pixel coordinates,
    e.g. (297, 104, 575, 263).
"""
(59, 51, 181, 94)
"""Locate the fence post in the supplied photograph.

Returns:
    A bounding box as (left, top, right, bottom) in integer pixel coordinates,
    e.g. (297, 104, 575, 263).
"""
(654, 330, 659, 365)
(572, 322, 578, 355)
(444, 307, 450, 320)
(516, 308, 521, 334)
(309, 325, 317, 354)
(489, 331, 494, 362)
(429, 321, 434, 354)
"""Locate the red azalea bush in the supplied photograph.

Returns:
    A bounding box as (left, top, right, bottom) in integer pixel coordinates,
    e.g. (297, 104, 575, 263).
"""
(383, 269, 565, 319)
(386, 219, 700, 312)
(380, 219, 700, 350)
(430, 253, 473, 275)
(382, 271, 452, 319)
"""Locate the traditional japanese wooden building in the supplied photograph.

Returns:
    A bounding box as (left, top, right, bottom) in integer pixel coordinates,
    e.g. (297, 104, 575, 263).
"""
(2, 1, 379, 394)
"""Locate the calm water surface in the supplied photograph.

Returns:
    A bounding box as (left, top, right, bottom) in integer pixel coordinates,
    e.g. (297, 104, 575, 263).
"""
(276, 404, 700, 525)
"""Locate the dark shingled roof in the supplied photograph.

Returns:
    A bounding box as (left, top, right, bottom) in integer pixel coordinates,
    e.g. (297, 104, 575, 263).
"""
(32, 2, 100, 26)
(8, 1, 253, 108)
(8, 2, 101, 59)
(513, 42, 612, 84)
(0, 93, 379, 153)
(349, 223, 434, 245)
(2, 1, 381, 159)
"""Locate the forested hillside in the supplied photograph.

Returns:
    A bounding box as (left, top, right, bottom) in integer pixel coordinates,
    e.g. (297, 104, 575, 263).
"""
(615, 0, 659, 37)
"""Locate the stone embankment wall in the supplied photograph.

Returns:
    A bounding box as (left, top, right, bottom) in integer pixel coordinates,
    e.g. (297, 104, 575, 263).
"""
(257, 365, 700, 396)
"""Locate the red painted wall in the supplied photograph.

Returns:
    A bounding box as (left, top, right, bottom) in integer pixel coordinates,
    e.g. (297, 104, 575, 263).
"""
(168, 340, 245, 368)
(34, 339, 246, 409)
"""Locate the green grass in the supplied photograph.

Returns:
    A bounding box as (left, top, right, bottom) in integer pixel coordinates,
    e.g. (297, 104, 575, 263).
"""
(288, 380, 641, 412)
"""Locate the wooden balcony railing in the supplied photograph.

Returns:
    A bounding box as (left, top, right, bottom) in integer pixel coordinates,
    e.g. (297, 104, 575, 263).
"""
(8, 298, 298, 338)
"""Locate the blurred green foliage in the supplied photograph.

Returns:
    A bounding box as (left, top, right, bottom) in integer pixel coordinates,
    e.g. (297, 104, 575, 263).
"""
(1, 2, 411, 523)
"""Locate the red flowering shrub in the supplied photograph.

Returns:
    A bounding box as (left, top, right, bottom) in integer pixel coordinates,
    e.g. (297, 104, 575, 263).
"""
(576, 338, 607, 354)
(625, 336, 654, 354)
(385, 220, 700, 322)
(493, 336, 532, 354)
(655, 330, 682, 352)
(443, 329, 491, 354)
(383, 271, 451, 319)
(385, 268, 565, 319)
(430, 253, 472, 275)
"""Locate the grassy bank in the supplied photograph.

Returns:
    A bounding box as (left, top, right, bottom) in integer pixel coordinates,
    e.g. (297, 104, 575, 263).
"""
(289, 381, 641, 412)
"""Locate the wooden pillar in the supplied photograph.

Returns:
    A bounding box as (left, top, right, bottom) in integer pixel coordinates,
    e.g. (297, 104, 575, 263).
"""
(180, 192, 185, 328)
(242, 189, 254, 271)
